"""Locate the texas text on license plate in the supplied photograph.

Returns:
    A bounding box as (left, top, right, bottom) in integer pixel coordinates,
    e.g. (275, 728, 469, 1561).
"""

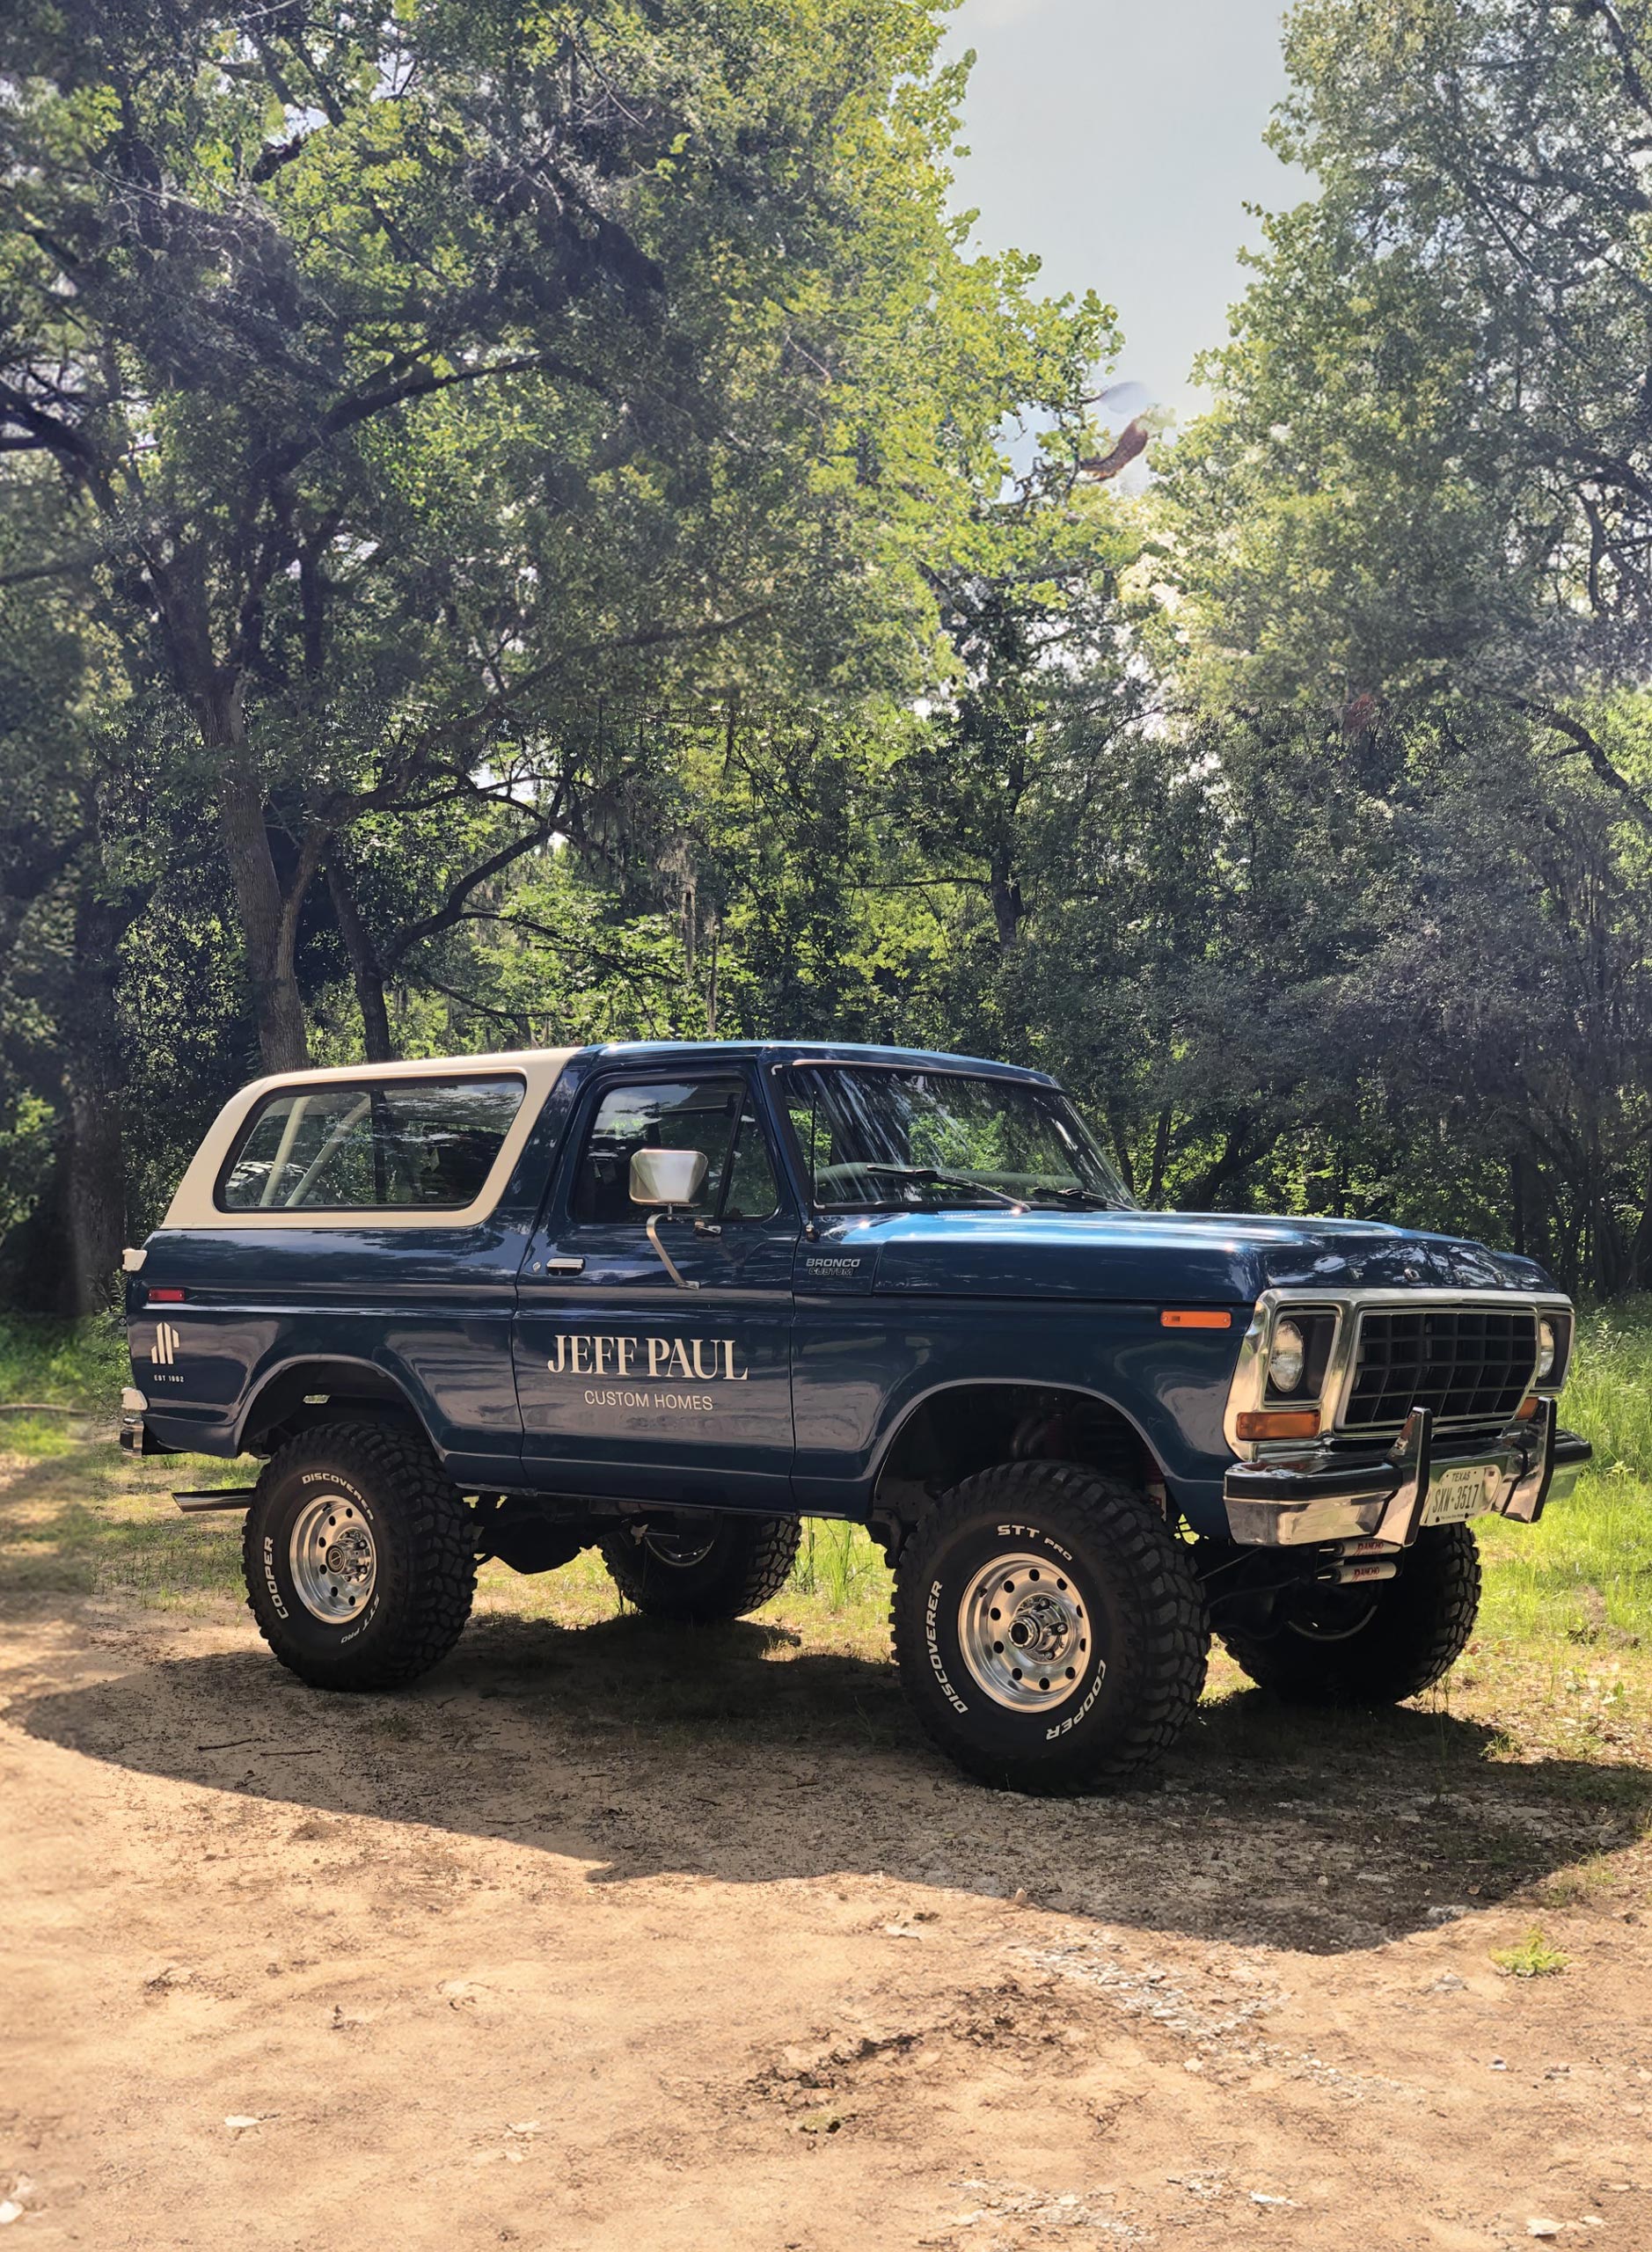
(1422, 1463, 1495, 1525)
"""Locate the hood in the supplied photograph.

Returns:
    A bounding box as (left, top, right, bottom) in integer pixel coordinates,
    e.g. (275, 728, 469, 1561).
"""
(805, 1207, 1553, 1304)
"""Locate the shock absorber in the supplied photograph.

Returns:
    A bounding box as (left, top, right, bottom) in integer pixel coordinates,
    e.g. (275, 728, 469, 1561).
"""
(1312, 1537, 1402, 1588)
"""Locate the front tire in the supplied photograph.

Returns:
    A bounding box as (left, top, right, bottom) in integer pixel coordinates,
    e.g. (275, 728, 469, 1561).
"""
(600, 1512, 800, 1623)
(243, 1422, 477, 1690)
(891, 1462, 1209, 1794)
(1217, 1523, 1481, 1705)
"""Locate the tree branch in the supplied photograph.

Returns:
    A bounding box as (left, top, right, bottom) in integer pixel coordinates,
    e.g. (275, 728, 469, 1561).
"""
(1512, 697, 1652, 835)
(381, 789, 569, 970)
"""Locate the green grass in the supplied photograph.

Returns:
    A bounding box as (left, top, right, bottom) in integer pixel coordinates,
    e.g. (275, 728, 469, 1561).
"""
(1556, 1298, 1652, 1477)
(0, 1311, 128, 1456)
(1489, 1926, 1570, 1978)
(3, 1298, 1650, 1660)
(0, 1443, 903, 1656)
(1477, 1299, 1652, 1647)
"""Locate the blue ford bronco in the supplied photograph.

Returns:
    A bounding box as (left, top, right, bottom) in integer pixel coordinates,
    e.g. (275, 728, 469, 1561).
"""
(121, 1042, 1590, 1792)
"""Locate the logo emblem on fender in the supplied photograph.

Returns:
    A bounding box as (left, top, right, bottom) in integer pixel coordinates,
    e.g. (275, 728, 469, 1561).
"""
(150, 1320, 181, 1367)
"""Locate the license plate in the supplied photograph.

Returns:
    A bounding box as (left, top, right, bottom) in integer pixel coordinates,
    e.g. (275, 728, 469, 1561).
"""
(1422, 1464, 1495, 1526)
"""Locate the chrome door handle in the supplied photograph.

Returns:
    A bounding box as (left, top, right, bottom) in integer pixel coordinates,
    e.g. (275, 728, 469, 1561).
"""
(532, 1257, 585, 1276)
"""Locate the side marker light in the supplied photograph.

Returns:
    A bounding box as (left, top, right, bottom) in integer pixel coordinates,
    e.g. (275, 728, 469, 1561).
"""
(1235, 1408, 1321, 1441)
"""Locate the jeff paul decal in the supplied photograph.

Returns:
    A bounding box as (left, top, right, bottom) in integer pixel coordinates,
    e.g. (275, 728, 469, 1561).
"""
(546, 1332, 749, 1413)
(545, 1334, 748, 1380)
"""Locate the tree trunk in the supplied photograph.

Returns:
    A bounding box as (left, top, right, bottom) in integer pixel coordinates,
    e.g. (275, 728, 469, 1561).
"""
(1627, 1149, 1652, 1292)
(326, 856, 396, 1062)
(59, 882, 133, 1313)
(62, 1045, 127, 1316)
(216, 725, 311, 1072)
(145, 557, 311, 1074)
(1181, 1114, 1276, 1210)
(1509, 1152, 1526, 1257)
(1145, 1108, 1173, 1207)
(988, 847, 1023, 948)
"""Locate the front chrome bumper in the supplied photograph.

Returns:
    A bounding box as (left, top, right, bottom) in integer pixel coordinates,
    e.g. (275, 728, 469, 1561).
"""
(1223, 1400, 1590, 1549)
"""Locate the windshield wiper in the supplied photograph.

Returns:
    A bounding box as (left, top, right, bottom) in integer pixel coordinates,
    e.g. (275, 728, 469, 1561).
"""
(850, 1163, 1030, 1214)
(1023, 1184, 1120, 1210)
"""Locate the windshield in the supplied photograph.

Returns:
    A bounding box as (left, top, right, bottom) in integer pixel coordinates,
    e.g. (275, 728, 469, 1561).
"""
(776, 1064, 1132, 1213)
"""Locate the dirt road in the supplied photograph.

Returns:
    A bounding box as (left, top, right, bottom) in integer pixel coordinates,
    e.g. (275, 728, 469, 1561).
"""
(4, 1534, 1652, 2248)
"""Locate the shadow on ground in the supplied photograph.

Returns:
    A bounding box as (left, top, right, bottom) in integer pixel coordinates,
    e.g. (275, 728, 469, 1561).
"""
(11, 1605, 1646, 1954)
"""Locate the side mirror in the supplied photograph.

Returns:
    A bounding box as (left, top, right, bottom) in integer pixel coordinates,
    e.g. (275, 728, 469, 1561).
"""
(629, 1147, 708, 1291)
(629, 1147, 708, 1208)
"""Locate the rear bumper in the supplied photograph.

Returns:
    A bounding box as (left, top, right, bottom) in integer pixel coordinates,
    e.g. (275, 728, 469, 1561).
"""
(120, 1411, 180, 1458)
(1223, 1400, 1590, 1548)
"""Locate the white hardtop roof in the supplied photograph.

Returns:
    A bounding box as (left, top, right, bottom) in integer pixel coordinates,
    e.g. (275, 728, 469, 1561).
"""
(161, 1047, 578, 1232)
(237, 1046, 578, 1096)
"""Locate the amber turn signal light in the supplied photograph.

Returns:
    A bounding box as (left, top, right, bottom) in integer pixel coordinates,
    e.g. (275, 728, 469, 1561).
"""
(1514, 1393, 1539, 1421)
(1235, 1408, 1321, 1441)
(1160, 1309, 1232, 1329)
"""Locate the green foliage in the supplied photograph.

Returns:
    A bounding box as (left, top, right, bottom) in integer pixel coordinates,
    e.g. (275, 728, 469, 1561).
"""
(1149, 0, 1652, 1283)
(1166, 0, 1652, 706)
(1489, 1927, 1569, 1978)
(0, 1311, 128, 1416)
(0, 0, 1135, 1281)
(7, 0, 1652, 1307)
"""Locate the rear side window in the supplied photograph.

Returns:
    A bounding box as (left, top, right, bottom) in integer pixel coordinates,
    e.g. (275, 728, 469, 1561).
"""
(218, 1077, 526, 1212)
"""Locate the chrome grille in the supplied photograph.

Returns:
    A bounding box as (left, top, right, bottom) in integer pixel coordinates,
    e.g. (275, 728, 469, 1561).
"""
(1343, 1305, 1538, 1430)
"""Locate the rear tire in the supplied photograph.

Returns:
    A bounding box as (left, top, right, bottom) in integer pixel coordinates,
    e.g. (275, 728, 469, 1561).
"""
(600, 1513, 800, 1623)
(1217, 1523, 1481, 1705)
(242, 1422, 476, 1690)
(891, 1461, 1209, 1794)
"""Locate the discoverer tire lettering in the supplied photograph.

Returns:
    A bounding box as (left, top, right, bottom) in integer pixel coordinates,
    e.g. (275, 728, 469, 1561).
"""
(892, 1461, 1208, 1794)
(924, 1578, 969, 1713)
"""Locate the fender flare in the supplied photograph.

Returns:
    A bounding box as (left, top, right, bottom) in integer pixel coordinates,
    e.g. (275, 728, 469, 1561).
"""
(869, 1374, 1169, 1500)
(235, 1352, 427, 1453)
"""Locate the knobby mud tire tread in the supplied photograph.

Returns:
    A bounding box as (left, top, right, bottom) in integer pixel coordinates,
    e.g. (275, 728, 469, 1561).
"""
(1218, 1522, 1482, 1706)
(243, 1421, 477, 1690)
(890, 1461, 1209, 1794)
(600, 1513, 801, 1623)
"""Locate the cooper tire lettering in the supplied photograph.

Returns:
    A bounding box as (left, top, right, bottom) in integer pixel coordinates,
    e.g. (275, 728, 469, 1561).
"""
(1046, 1665, 1107, 1739)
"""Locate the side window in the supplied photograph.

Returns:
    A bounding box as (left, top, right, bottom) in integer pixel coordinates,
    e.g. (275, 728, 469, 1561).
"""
(571, 1077, 780, 1225)
(219, 1078, 525, 1212)
(721, 1104, 780, 1219)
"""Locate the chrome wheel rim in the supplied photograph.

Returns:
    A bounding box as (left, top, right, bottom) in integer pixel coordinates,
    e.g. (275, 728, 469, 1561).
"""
(289, 1492, 377, 1624)
(957, 1551, 1094, 1712)
(1286, 1594, 1382, 1644)
(640, 1530, 718, 1570)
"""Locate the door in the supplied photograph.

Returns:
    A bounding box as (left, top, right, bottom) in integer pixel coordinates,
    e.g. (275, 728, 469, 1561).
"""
(513, 1069, 798, 1505)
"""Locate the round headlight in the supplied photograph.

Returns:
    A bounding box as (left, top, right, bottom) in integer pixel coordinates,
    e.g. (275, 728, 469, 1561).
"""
(1269, 1318, 1307, 1395)
(1537, 1317, 1557, 1382)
